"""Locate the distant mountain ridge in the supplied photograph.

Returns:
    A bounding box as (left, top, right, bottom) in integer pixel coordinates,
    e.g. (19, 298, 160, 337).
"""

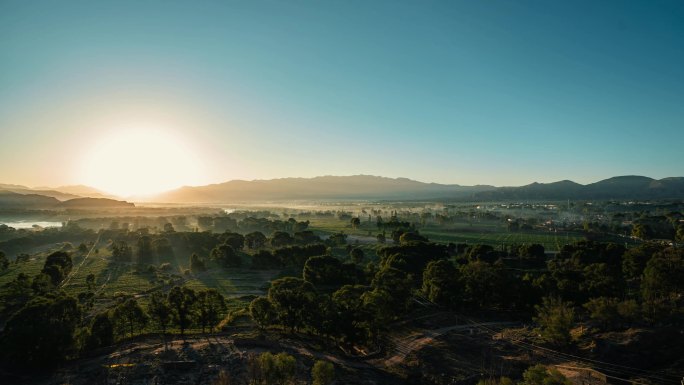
(150, 175, 496, 203)
(0, 191, 134, 209)
(148, 175, 684, 203)
(2, 175, 683, 205)
(0, 184, 114, 201)
(473, 176, 684, 201)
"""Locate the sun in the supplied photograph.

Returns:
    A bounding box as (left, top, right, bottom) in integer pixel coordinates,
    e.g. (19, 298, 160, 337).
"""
(79, 127, 207, 197)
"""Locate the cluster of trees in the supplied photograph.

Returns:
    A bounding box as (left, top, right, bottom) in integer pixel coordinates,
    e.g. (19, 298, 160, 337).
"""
(248, 238, 683, 350)
(0, 280, 228, 372)
(106, 226, 329, 273)
(252, 244, 328, 269)
(244, 352, 334, 385)
(479, 364, 571, 385)
(0, 251, 75, 319)
(249, 242, 453, 347)
(0, 224, 95, 256)
(206, 216, 311, 235)
(629, 213, 683, 241)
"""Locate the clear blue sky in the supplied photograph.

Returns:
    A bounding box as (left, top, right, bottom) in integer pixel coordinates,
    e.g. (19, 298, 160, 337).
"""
(1, 0, 683, 190)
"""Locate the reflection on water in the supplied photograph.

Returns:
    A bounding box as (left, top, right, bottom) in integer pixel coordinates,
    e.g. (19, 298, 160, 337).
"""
(0, 221, 63, 229)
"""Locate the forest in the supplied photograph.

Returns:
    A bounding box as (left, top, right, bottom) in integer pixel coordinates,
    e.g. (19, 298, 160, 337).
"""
(0, 201, 682, 384)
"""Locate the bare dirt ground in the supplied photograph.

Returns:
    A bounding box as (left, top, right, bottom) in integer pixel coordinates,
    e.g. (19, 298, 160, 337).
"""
(22, 331, 402, 385)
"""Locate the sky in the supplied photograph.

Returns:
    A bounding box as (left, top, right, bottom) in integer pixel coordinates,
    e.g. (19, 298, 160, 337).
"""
(1, 0, 683, 194)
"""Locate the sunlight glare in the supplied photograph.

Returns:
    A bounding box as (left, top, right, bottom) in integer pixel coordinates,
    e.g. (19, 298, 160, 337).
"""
(79, 127, 207, 197)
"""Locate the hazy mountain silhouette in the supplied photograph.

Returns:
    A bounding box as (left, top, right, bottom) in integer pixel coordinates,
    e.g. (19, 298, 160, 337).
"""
(150, 175, 496, 203)
(59, 197, 135, 209)
(0, 190, 61, 208)
(474, 176, 684, 200)
(48, 185, 115, 199)
(0, 186, 81, 201)
(148, 175, 684, 203)
(3, 175, 684, 206)
(0, 190, 134, 209)
(0, 184, 115, 201)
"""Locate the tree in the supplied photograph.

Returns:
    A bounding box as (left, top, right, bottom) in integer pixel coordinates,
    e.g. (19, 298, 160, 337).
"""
(268, 277, 317, 332)
(85, 273, 96, 290)
(328, 232, 347, 246)
(371, 267, 413, 315)
(332, 285, 369, 344)
(112, 240, 132, 262)
(256, 351, 276, 384)
(622, 243, 663, 288)
(1, 294, 81, 371)
(581, 263, 623, 298)
(78, 242, 89, 253)
(195, 289, 226, 332)
(41, 251, 73, 286)
(632, 223, 652, 240)
(519, 364, 572, 385)
(32, 272, 55, 294)
(351, 217, 361, 229)
(398, 231, 428, 244)
(641, 248, 684, 321)
(220, 232, 245, 250)
(676, 226, 684, 243)
(376, 232, 386, 244)
(534, 297, 575, 346)
(152, 237, 174, 259)
(168, 286, 197, 335)
(294, 230, 321, 244)
(303, 255, 344, 286)
(137, 235, 153, 263)
(113, 298, 148, 338)
(477, 378, 514, 385)
(459, 260, 505, 308)
(250, 297, 276, 330)
(0, 273, 32, 317)
(311, 360, 335, 385)
(273, 352, 296, 384)
(85, 311, 114, 350)
(0, 251, 9, 270)
(270, 231, 294, 247)
(350, 248, 365, 264)
(517, 244, 546, 265)
(148, 291, 172, 334)
(245, 231, 267, 249)
(163, 222, 175, 233)
(190, 253, 206, 272)
(422, 260, 461, 308)
(583, 297, 620, 330)
(211, 244, 242, 268)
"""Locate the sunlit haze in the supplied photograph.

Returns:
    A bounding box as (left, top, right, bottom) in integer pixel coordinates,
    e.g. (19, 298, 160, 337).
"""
(78, 128, 208, 197)
(1, 1, 683, 192)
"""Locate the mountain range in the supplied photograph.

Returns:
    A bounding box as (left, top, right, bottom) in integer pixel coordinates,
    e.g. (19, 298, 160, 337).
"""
(0, 191, 134, 209)
(148, 175, 684, 203)
(1, 175, 683, 206)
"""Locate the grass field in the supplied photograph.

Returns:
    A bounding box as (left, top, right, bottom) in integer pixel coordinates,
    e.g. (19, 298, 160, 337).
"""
(0, 238, 281, 317)
(307, 216, 586, 252)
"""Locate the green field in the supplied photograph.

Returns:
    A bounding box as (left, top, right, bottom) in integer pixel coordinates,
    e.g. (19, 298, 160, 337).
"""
(307, 216, 586, 252)
(0, 240, 281, 318)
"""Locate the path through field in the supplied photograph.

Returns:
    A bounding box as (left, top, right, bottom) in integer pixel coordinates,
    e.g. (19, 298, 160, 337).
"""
(61, 233, 101, 288)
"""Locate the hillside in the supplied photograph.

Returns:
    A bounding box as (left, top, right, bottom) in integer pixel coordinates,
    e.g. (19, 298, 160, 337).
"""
(0, 190, 61, 208)
(150, 175, 496, 203)
(148, 175, 684, 203)
(474, 176, 684, 201)
(0, 187, 81, 201)
(0, 191, 134, 210)
(59, 197, 135, 209)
